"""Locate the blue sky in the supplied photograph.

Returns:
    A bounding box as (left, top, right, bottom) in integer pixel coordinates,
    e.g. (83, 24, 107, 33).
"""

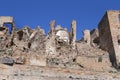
(0, 0, 120, 40)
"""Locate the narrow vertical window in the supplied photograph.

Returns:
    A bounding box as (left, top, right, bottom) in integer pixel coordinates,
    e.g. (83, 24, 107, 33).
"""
(118, 39, 120, 45)
(117, 35, 120, 45)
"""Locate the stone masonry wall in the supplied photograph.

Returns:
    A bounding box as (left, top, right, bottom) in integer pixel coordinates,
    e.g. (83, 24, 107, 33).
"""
(98, 11, 116, 67)
(107, 11, 120, 66)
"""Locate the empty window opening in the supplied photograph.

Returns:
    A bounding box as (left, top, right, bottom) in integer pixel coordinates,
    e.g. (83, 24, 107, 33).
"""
(3, 23, 12, 34)
(93, 37, 99, 45)
(0, 27, 5, 31)
(117, 35, 120, 46)
(118, 39, 120, 45)
(17, 31, 23, 40)
(28, 42, 31, 48)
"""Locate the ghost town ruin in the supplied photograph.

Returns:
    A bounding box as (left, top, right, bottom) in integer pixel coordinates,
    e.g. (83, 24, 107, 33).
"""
(0, 10, 120, 80)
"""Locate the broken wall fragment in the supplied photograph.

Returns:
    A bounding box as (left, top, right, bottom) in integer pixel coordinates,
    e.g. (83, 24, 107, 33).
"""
(83, 29, 91, 45)
(70, 20, 76, 49)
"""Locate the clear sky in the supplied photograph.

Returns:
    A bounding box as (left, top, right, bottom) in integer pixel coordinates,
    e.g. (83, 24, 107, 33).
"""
(0, 0, 120, 40)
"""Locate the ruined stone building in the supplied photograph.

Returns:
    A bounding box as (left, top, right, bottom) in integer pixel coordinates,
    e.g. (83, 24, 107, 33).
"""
(98, 10, 120, 68)
(1, 11, 120, 80)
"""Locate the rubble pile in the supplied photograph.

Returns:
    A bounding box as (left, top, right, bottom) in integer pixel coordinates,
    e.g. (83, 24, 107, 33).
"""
(0, 13, 119, 80)
(0, 17, 113, 67)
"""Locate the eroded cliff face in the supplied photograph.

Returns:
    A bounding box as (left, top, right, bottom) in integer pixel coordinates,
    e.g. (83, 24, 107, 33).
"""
(0, 16, 118, 80)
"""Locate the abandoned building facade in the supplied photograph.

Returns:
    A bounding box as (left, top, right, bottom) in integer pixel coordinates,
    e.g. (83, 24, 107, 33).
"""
(0, 10, 119, 69)
(98, 10, 120, 68)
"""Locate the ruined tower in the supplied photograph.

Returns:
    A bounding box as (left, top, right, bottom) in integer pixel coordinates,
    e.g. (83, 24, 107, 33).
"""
(98, 10, 120, 67)
(49, 20, 55, 37)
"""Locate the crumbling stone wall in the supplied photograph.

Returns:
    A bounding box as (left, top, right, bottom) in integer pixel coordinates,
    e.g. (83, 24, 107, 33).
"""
(90, 29, 99, 47)
(76, 41, 111, 71)
(70, 20, 76, 49)
(98, 10, 120, 67)
(83, 29, 91, 45)
(46, 20, 56, 55)
(0, 15, 114, 73)
(0, 17, 15, 57)
(46, 20, 77, 67)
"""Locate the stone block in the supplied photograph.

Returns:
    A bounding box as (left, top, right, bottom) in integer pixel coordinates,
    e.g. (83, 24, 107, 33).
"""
(30, 54, 46, 66)
(0, 57, 14, 66)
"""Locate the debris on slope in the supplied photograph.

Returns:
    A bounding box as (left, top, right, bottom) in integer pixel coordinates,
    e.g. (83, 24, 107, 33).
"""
(0, 16, 118, 80)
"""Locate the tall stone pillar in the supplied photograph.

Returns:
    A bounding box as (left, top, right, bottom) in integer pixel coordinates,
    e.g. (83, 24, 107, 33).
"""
(83, 29, 91, 45)
(70, 20, 76, 49)
(49, 20, 55, 36)
(46, 20, 56, 55)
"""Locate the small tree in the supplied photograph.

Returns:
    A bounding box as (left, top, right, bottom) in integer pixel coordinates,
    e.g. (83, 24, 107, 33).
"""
(98, 56, 102, 62)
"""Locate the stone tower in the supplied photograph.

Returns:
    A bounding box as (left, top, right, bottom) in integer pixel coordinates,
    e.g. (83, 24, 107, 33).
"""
(98, 10, 120, 67)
